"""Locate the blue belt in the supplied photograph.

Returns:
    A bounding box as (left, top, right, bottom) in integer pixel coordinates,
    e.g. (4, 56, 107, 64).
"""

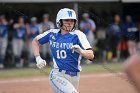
(59, 69, 78, 77)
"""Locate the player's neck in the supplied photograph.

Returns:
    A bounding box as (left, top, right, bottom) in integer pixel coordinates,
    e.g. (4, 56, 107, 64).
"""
(60, 29, 69, 35)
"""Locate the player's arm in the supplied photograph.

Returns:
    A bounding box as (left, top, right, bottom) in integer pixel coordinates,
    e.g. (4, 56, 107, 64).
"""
(72, 45, 94, 60)
(32, 36, 47, 69)
(32, 37, 41, 57)
(81, 49, 94, 60)
(13, 23, 19, 29)
(25, 23, 31, 35)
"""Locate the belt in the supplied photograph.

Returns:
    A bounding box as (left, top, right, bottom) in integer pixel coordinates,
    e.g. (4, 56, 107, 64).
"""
(59, 69, 78, 77)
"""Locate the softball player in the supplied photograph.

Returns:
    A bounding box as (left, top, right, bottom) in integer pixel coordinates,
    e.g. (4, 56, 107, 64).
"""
(0, 15, 8, 69)
(122, 15, 138, 56)
(13, 17, 27, 68)
(32, 8, 94, 93)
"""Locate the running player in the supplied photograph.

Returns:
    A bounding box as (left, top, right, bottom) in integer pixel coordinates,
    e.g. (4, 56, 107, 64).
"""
(32, 8, 94, 93)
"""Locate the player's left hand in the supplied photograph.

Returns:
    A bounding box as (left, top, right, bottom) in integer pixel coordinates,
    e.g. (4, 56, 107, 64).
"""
(71, 45, 83, 54)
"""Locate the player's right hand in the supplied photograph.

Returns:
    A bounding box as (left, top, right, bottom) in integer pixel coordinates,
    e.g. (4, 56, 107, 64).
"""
(71, 44, 83, 54)
(35, 56, 46, 69)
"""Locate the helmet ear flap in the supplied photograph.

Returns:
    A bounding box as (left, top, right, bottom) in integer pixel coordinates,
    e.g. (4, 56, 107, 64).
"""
(71, 19, 77, 31)
(56, 22, 60, 28)
(60, 20, 63, 27)
(72, 21, 76, 28)
(57, 20, 63, 28)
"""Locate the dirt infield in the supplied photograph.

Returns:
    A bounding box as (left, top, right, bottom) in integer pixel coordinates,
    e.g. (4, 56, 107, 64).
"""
(0, 73, 137, 93)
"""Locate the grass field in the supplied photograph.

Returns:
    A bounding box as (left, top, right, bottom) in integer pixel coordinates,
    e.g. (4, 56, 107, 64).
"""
(0, 63, 124, 78)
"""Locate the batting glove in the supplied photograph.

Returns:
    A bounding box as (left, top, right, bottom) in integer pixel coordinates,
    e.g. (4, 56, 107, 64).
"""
(71, 45, 83, 54)
(35, 56, 46, 69)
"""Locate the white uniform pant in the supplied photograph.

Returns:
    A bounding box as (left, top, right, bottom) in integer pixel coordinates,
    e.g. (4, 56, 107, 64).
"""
(0, 37, 7, 62)
(29, 39, 34, 61)
(12, 39, 24, 57)
(49, 69, 80, 93)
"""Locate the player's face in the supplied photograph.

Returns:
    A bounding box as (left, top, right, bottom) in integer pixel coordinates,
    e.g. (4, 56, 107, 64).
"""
(61, 19, 75, 32)
(18, 18, 24, 24)
(43, 16, 49, 22)
(31, 20, 37, 25)
(126, 16, 132, 23)
(83, 16, 89, 21)
(114, 15, 120, 23)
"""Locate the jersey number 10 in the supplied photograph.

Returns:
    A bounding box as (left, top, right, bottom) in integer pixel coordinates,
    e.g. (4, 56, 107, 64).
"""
(56, 50, 67, 59)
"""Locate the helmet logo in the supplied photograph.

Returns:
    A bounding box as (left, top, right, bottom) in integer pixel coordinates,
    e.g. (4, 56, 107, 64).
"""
(67, 11, 72, 17)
